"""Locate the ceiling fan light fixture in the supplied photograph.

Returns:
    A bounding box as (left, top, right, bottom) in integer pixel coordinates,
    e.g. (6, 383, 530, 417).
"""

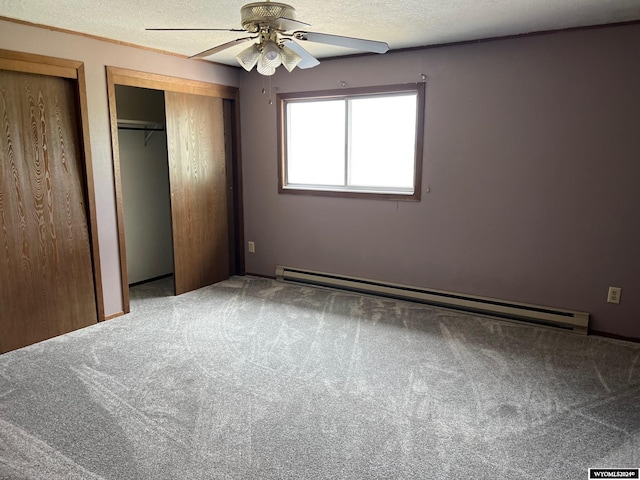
(280, 45, 302, 72)
(260, 41, 282, 68)
(257, 55, 277, 76)
(154, 1, 389, 77)
(236, 44, 261, 71)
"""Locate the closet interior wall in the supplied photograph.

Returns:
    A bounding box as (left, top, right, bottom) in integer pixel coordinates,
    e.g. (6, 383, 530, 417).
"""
(115, 85, 174, 286)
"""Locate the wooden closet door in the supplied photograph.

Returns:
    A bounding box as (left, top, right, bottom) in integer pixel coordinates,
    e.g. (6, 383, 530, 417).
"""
(165, 91, 230, 295)
(0, 70, 97, 353)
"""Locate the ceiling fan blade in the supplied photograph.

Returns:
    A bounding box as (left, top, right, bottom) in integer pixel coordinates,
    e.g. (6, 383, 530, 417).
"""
(146, 28, 246, 32)
(282, 40, 320, 69)
(190, 37, 256, 59)
(272, 17, 311, 32)
(294, 31, 389, 54)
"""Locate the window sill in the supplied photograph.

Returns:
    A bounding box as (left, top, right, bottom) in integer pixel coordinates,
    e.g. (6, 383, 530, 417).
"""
(279, 185, 420, 201)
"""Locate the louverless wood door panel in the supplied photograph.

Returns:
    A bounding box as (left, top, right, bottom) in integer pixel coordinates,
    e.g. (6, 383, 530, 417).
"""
(0, 70, 97, 353)
(165, 91, 230, 295)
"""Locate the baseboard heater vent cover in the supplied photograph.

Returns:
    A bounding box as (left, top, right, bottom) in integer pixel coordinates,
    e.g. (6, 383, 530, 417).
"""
(275, 266, 589, 335)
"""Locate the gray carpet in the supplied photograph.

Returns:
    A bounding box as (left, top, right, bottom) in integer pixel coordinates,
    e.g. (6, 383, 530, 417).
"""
(0, 275, 638, 479)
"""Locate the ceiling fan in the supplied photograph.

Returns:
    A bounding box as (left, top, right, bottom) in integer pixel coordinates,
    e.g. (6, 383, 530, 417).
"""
(147, 1, 389, 76)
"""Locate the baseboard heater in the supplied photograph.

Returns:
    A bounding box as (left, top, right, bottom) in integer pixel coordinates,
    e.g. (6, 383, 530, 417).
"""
(275, 266, 589, 335)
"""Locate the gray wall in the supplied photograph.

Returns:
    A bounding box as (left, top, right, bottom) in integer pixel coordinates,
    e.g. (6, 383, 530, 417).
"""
(240, 24, 640, 338)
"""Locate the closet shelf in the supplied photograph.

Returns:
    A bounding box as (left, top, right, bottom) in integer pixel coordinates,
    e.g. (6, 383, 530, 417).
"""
(117, 119, 164, 131)
(117, 119, 164, 146)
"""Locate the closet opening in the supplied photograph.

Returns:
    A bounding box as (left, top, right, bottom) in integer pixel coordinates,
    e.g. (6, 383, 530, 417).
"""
(107, 67, 244, 314)
(115, 86, 175, 296)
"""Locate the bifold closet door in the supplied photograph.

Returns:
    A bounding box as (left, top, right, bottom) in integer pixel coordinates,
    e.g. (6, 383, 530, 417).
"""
(0, 70, 97, 353)
(165, 91, 230, 295)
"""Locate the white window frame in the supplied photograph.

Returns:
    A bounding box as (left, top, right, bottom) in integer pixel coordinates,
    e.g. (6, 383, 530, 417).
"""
(277, 83, 425, 201)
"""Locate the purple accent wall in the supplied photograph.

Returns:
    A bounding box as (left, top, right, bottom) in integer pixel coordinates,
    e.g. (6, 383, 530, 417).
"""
(240, 24, 640, 338)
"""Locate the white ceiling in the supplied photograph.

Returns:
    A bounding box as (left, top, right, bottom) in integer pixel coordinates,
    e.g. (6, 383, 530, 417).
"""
(1, 0, 639, 67)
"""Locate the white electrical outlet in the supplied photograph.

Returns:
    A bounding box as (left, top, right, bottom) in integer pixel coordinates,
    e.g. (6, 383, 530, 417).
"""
(248, 241, 255, 254)
(607, 286, 621, 304)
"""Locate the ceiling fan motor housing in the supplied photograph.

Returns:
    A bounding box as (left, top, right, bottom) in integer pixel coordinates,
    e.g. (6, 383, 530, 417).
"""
(241, 2, 297, 32)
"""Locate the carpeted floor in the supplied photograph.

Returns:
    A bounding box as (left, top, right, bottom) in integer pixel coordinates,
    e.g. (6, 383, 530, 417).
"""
(0, 275, 638, 479)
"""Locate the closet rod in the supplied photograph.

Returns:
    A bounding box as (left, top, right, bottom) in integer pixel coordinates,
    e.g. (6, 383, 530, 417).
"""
(117, 119, 164, 131)
(117, 119, 164, 146)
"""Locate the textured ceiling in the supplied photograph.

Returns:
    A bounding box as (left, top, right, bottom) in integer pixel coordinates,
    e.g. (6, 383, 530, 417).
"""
(1, 0, 639, 67)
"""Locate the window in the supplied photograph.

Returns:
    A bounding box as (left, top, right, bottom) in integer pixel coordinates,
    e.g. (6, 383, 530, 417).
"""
(277, 83, 425, 200)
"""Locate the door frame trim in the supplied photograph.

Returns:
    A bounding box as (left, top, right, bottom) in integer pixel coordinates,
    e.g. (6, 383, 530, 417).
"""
(0, 49, 105, 321)
(106, 66, 244, 313)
